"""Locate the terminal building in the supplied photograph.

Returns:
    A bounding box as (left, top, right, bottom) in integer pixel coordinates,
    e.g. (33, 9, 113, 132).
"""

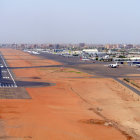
(82, 49, 98, 54)
(114, 57, 140, 65)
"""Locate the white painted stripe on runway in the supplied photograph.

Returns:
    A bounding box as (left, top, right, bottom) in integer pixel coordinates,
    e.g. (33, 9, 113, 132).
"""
(1, 54, 17, 87)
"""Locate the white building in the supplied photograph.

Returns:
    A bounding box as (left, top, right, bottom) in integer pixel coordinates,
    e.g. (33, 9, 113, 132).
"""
(82, 49, 98, 54)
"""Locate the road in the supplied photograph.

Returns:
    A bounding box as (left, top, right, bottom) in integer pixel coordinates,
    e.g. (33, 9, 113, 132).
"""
(115, 78, 140, 95)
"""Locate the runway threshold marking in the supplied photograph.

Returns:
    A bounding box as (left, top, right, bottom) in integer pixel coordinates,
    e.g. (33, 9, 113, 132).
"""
(1, 54, 17, 87)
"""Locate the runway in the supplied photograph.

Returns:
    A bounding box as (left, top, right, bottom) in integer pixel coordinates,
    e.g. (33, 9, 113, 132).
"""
(1, 51, 139, 98)
(0, 52, 54, 99)
(0, 53, 17, 88)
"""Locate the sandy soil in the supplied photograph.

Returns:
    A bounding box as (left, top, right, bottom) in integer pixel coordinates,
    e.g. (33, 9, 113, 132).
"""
(0, 49, 139, 140)
(127, 74, 140, 77)
(131, 80, 140, 88)
(122, 78, 140, 91)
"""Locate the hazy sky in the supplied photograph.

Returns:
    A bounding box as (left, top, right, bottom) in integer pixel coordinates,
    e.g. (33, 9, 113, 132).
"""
(0, 0, 140, 44)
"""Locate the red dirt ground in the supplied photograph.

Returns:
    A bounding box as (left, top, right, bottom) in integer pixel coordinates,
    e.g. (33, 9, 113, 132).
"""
(0, 49, 139, 140)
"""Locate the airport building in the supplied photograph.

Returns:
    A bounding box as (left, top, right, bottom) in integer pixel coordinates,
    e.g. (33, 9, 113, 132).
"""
(114, 57, 140, 65)
(82, 49, 98, 54)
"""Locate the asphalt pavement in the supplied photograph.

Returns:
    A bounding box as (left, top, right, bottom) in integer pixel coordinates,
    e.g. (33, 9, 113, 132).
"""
(0, 53, 17, 88)
(1, 51, 139, 96)
(38, 52, 140, 95)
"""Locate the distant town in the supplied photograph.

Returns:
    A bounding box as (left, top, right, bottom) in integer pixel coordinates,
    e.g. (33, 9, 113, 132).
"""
(1, 43, 140, 66)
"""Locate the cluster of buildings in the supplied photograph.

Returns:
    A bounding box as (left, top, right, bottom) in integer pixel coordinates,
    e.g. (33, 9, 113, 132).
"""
(1, 43, 140, 65)
(1, 43, 140, 50)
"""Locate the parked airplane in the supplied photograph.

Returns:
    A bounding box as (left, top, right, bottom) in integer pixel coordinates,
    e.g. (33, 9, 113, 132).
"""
(80, 57, 90, 61)
(108, 63, 119, 68)
(32, 51, 40, 54)
(136, 64, 140, 67)
(81, 58, 90, 61)
(0, 64, 3, 68)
